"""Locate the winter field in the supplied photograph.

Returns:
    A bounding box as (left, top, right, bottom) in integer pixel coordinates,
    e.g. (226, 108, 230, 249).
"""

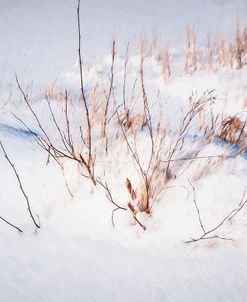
(0, 1, 247, 301)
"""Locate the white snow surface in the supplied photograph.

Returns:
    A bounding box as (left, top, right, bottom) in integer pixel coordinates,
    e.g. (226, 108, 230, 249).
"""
(0, 1, 247, 301)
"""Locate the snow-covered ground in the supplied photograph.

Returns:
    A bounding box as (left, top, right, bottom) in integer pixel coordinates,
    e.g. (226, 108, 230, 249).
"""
(1, 0, 247, 86)
(0, 1, 247, 301)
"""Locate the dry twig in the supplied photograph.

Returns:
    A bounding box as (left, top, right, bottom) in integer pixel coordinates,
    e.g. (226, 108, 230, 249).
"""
(0, 140, 40, 229)
(186, 181, 247, 243)
(0, 215, 23, 233)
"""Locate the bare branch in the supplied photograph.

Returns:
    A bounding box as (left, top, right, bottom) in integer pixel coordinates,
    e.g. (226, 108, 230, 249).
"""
(0, 215, 23, 233)
(77, 0, 93, 169)
(0, 140, 40, 229)
(186, 181, 247, 244)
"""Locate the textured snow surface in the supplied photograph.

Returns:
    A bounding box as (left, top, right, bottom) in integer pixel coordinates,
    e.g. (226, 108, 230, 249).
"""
(0, 1, 247, 301)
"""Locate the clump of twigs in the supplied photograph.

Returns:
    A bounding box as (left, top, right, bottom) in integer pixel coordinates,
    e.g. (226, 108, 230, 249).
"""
(186, 181, 247, 243)
(14, 3, 119, 188)
(10, 1, 246, 233)
(15, 76, 96, 185)
(117, 47, 168, 215)
(117, 47, 216, 219)
(13, 1, 142, 230)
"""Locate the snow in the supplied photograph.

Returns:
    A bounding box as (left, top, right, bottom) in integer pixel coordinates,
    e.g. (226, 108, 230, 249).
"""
(1, 0, 247, 86)
(0, 1, 247, 301)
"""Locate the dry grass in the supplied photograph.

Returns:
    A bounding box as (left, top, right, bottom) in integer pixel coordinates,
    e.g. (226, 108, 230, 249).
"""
(15, 43, 245, 230)
(219, 116, 246, 145)
(184, 26, 198, 73)
(185, 25, 247, 72)
(11, 17, 247, 231)
(139, 24, 247, 77)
